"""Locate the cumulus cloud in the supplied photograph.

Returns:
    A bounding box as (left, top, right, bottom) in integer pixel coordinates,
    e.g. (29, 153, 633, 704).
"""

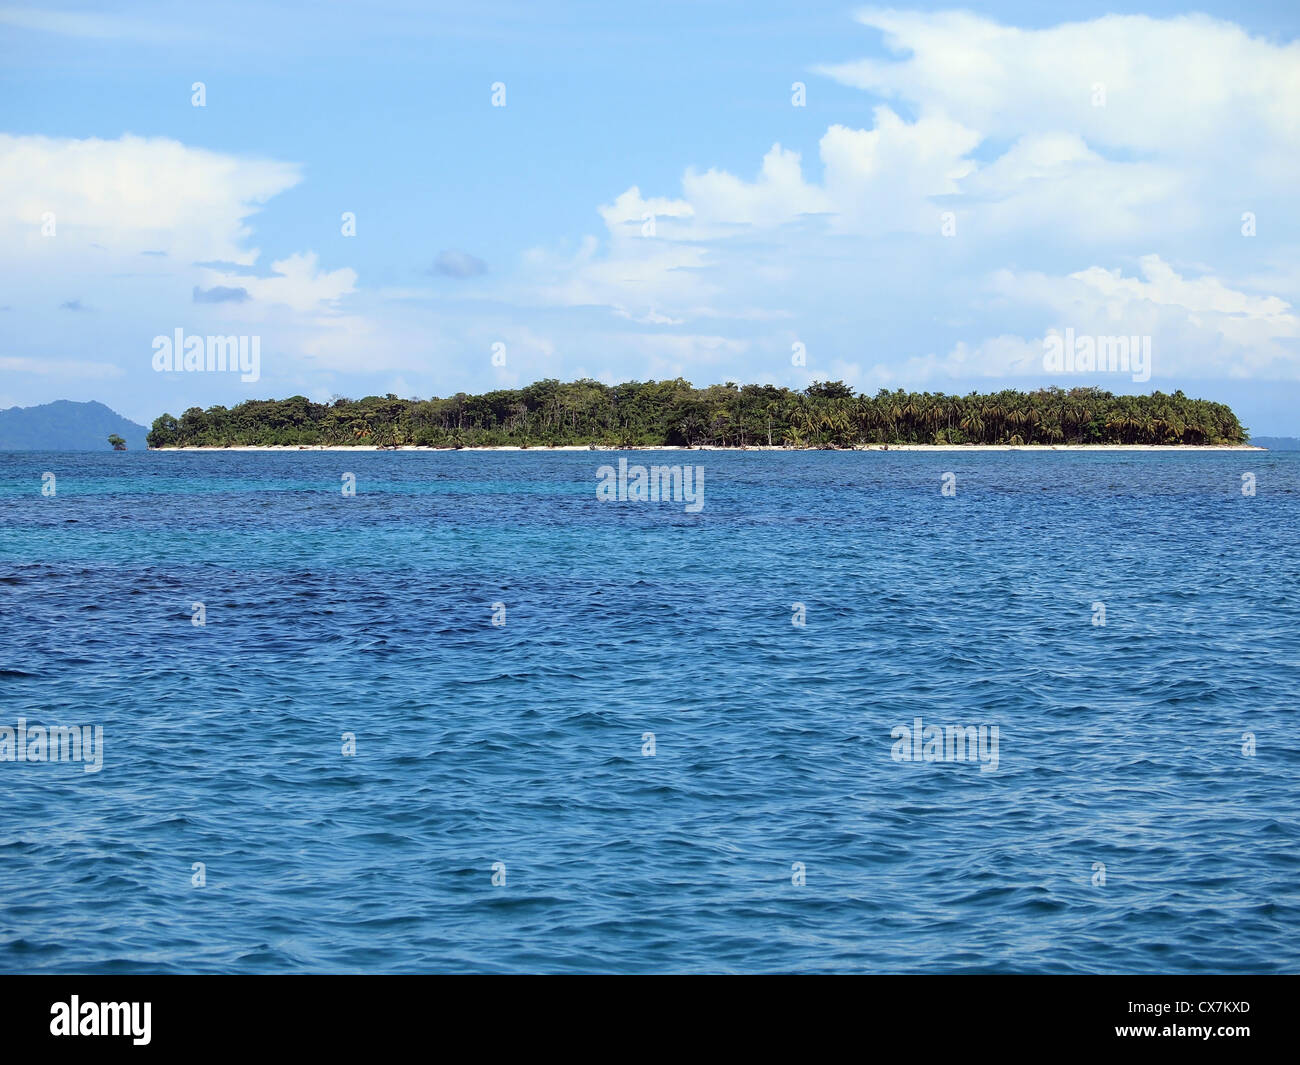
(980, 255, 1300, 379)
(598, 187, 694, 235)
(0, 133, 300, 264)
(839, 256, 1300, 389)
(681, 145, 828, 230)
(818, 10, 1300, 176)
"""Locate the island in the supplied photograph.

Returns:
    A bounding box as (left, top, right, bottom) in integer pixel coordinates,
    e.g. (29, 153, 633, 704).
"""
(146, 380, 1250, 449)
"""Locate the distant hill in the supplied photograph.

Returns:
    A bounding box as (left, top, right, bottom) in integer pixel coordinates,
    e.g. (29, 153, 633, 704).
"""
(0, 400, 149, 451)
(1250, 436, 1300, 451)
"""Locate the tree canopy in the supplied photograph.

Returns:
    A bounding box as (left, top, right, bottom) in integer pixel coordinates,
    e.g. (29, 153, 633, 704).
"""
(146, 380, 1247, 448)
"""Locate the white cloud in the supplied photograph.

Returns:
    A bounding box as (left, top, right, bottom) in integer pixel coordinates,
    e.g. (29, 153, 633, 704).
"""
(598, 187, 694, 235)
(818, 112, 979, 233)
(683, 144, 829, 228)
(977, 256, 1300, 378)
(201, 253, 357, 313)
(818, 10, 1300, 175)
(0, 133, 299, 265)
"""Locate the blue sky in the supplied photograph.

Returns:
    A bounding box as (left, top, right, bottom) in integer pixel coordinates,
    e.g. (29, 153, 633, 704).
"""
(2, 1, 1299, 432)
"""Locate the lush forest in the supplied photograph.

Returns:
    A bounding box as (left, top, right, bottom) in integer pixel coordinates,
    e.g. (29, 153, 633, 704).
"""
(147, 380, 1248, 448)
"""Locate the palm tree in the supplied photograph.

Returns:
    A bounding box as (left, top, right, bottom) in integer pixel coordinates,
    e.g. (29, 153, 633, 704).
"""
(982, 401, 1005, 442)
(959, 412, 984, 442)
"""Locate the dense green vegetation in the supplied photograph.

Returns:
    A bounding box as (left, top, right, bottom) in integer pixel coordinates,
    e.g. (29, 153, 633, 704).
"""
(147, 380, 1247, 448)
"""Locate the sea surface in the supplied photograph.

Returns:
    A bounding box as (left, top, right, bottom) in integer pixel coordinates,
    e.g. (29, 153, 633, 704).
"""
(1, 449, 1297, 974)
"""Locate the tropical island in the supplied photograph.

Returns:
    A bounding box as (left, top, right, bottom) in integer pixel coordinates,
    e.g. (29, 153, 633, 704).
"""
(146, 380, 1249, 449)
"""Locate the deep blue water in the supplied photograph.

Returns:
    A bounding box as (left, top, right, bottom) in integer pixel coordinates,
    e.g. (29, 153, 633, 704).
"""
(1, 449, 1298, 974)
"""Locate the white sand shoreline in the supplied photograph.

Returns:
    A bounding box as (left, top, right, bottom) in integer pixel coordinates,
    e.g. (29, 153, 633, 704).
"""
(156, 443, 1266, 452)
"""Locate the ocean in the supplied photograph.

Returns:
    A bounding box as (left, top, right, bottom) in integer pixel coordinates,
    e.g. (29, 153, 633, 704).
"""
(1, 449, 1297, 973)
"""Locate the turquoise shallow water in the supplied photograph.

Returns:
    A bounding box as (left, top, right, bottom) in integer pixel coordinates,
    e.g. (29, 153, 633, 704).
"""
(1, 449, 1297, 973)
